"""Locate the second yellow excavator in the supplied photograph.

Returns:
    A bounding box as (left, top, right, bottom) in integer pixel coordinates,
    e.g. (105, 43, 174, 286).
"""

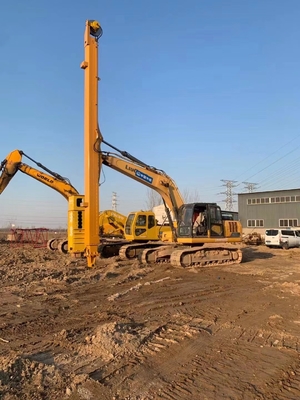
(0, 149, 171, 254)
(98, 209, 126, 238)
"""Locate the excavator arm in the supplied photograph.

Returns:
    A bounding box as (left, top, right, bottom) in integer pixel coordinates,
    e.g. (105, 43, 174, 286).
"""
(100, 149, 184, 223)
(101, 151, 184, 240)
(98, 210, 126, 237)
(0, 150, 23, 194)
(0, 150, 79, 200)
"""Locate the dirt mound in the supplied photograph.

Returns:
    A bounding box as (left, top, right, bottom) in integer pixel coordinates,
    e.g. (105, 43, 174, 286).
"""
(0, 351, 89, 399)
(81, 322, 144, 362)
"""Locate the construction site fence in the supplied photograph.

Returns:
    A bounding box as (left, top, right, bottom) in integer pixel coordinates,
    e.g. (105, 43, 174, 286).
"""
(8, 228, 49, 248)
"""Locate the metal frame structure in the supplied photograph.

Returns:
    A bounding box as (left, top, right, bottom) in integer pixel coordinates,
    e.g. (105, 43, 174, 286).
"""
(9, 228, 49, 248)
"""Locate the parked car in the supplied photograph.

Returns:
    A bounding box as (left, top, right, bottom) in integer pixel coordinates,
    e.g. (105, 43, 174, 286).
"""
(265, 228, 300, 249)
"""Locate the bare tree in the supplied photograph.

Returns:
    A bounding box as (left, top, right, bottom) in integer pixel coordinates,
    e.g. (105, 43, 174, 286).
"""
(145, 189, 162, 210)
(182, 188, 200, 203)
(145, 187, 200, 210)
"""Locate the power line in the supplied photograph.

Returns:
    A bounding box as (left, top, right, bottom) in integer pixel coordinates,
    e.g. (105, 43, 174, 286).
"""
(240, 144, 300, 183)
(233, 134, 300, 182)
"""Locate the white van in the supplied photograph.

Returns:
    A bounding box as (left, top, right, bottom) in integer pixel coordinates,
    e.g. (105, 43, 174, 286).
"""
(265, 228, 300, 249)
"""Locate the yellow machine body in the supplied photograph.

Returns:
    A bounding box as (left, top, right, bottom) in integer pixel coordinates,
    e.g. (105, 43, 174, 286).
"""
(99, 210, 126, 237)
(68, 195, 85, 255)
(124, 211, 172, 242)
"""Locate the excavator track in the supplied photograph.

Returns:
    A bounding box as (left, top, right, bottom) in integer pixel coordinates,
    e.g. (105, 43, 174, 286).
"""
(98, 239, 131, 258)
(140, 244, 180, 264)
(169, 243, 243, 268)
(119, 242, 166, 261)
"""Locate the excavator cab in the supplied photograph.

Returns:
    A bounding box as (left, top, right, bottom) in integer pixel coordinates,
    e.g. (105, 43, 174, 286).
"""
(177, 203, 224, 239)
(125, 211, 160, 241)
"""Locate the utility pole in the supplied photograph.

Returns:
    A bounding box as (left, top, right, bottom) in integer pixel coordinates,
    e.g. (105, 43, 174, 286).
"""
(219, 179, 238, 211)
(242, 182, 258, 193)
(112, 192, 118, 211)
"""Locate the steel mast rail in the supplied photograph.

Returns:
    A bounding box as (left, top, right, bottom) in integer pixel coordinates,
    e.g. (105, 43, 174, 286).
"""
(80, 20, 103, 267)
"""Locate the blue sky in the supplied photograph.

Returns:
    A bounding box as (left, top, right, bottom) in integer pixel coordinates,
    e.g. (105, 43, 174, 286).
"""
(1, 0, 300, 228)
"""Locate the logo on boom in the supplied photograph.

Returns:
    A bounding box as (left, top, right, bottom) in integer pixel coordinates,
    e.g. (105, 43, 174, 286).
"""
(37, 173, 54, 184)
(125, 165, 153, 184)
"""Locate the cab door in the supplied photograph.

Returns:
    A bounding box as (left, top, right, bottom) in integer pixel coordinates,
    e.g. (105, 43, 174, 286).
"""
(207, 205, 224, 237)
(134, 213, 158, 241)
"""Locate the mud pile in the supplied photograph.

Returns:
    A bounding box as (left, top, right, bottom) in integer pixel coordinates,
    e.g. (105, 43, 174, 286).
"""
(0, 351, 84, 399)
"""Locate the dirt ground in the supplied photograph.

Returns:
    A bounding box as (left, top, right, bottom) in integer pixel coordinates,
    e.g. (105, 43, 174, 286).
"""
(0, 242, 300, 400)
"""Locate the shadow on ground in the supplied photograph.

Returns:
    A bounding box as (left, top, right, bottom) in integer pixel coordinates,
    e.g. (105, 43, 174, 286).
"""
(242, 247, 274, 263)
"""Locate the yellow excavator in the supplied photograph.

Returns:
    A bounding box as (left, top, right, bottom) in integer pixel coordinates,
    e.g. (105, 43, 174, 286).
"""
(92, 140, 243, 266)
(98, 209, 126, 238)
(0, 21, 242, 270)
(1, 21, 241, 268)
(99, 209, 170, 242)
(78, 20, 243, 267)
(99, 209, 172, 258)
(0, 149, 170, 254)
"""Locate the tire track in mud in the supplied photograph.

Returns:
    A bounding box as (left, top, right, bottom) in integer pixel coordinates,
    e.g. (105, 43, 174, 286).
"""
(268, 359, 300, 400)
(52, 276, 253, 394)
(2, 249, 300, 399)
(2, 270, 269, 348)
(107, 327, 212, 398)
(0, 261, 257, 343)
(72, 272, 300, 399)
(20, 271, 226, 388)
(89, 323, 300, 400)
(220, 325, 300, 352)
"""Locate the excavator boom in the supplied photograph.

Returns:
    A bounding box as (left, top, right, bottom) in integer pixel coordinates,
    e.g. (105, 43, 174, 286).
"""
(18, 164, 79, 200)
(101, 151, 184, 222)
(0, 150, 79, 200)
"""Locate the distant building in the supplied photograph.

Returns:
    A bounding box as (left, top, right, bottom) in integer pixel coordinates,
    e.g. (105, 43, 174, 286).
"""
(238, 188, 300, 235)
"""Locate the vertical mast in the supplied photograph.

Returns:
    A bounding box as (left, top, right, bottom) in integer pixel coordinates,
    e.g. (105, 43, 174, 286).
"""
(81, 20, 103, 267)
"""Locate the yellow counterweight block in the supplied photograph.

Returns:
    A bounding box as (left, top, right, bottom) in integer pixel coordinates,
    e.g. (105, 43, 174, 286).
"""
(68, 195, 85, 254)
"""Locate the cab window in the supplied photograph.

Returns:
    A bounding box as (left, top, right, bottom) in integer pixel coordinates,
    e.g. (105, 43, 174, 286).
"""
(209, 207, 222, 224)
(136, 215, 146, 226)
(148, 215, 155, 229)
